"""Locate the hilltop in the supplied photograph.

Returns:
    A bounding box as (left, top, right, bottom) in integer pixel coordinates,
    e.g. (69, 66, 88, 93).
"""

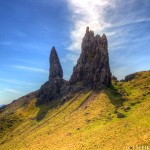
(0, 27, 150, 150)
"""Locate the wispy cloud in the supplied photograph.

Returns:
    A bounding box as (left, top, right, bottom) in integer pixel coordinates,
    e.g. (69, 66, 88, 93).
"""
(4, 88, 22, 94)
(109, 18, 150, 29)
(61, 53, 79, 65)
(13, 65, 48, 73)
(66, 0, 150, 52)
(0, 78, 36, 86)
(0, 78, 21, 84)
(10, 58, 44, 65)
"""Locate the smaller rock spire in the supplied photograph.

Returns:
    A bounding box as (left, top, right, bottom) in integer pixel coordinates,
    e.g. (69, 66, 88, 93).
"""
(49, 46, 63, 81)
(86, 26, 89, 33)
(101, 34, 108, 48)
(37, 46, 67, 104)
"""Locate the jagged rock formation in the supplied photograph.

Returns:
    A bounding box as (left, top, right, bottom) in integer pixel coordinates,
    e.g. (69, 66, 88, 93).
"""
(37, 47, 68, 104)
(69, 27, 111, 89)
(37, 27, 111, 104)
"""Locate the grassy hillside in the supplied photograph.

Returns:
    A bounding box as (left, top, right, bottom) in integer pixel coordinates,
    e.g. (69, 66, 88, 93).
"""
(0, 71, 150, 150)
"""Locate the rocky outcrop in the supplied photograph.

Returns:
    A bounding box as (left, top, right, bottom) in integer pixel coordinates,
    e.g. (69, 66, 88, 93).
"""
(69, 27, 111, 89)
(37, 47, 68, 104)
(37, 27, 111, 105)
(125, 73, 136, 82)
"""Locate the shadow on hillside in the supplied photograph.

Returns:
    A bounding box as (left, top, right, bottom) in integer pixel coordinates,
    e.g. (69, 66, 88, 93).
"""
(35, 93, 81, 122)
(35, 100, 59, 122)
(35, 85, 125, 121)
(36, 105, 50, 122)
(105, 85, 124, 107)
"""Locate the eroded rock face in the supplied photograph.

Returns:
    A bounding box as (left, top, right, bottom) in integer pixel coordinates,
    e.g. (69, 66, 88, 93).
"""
(37, 79, 67, 105)
(37, 47, 67, 104)
(69, 27, 111, 89)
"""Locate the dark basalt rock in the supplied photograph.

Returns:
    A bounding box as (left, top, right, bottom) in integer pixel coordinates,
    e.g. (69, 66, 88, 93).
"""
(37, 47, 68, 104)
(49, 47, 63, 80)
(37, 79, 68, 105)
(125, 73, 136, 82)
(117, 113, 125, 118)
(69, 27, 111, 89)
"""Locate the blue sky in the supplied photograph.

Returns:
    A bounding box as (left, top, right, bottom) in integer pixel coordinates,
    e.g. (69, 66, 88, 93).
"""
(0, 0, 150, 104)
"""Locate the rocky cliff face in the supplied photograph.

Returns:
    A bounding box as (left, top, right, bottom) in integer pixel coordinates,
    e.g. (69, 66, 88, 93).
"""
(69, 27, 111, 89)
(37, 27, 111, 104)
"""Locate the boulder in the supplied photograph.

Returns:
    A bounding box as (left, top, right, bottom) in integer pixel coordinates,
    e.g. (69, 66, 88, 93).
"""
(117, 113, 125, 118)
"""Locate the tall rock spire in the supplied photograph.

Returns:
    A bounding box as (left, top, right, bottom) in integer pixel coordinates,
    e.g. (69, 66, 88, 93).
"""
(49, 46, 63, 81)
(69, 27, 111, 89)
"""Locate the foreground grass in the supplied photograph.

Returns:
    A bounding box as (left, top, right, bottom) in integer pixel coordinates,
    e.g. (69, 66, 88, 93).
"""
(0, 71, 150, 150)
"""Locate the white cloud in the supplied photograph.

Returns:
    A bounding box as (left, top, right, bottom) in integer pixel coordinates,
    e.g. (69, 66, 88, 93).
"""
(66, 0, 150, 52)
(66, 0, 116, 52)
(61, 53, 79, 65)
(13, 65, 48, 73)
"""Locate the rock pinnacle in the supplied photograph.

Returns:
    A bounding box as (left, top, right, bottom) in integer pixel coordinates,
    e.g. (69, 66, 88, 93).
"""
(49, 46, 63, 81)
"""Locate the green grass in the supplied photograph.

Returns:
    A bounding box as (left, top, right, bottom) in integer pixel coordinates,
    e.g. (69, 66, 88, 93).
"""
(0, 71, 150, 150)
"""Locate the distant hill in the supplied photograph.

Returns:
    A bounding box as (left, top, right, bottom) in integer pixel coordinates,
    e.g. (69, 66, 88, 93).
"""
(0, 70, 149, 150)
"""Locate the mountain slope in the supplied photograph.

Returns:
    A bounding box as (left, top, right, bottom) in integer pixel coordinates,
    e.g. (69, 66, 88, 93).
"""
(0, 71, 150, 150)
